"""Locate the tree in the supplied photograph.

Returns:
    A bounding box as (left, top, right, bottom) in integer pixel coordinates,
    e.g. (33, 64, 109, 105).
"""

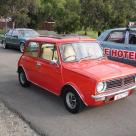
(55, 0, 81, 33)
(0, 0, 41, 28)
(39, 0, 80, 33)
(109, 0, 136, 28)
(80, 0, 136, 33)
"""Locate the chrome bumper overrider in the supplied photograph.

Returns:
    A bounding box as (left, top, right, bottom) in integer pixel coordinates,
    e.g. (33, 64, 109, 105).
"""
(91, 85, 136, 100)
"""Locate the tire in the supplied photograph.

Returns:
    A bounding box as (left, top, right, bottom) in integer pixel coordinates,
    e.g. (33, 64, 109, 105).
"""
(2, 40, 8, 49)
(18, 69, 30, 87)
(62, 87, 85, 114)
(19, 43, 25, 53)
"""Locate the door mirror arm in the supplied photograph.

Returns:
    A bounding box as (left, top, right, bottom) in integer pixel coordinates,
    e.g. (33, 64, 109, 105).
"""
(13, 35, 18, 38)
(50, 60, 59, 67)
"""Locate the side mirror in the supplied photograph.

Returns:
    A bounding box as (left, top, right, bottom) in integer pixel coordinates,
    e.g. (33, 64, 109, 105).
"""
(50, 59, 59, 67)
(13, 35, 18, 38)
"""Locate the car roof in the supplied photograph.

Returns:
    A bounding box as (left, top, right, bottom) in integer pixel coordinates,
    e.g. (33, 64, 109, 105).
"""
(28, 35, 96, 45)
(105, 27, 136, 32)
(97, 27, 136, 41)
(12, 28, 35, 31)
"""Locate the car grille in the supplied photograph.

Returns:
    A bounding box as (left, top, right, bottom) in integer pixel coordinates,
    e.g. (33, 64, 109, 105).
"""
(106, 75, 135, 90)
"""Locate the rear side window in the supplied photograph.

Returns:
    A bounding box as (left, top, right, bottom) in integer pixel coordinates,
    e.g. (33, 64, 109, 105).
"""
(25, 42, 40, 57)
(106, 31, 125, 43)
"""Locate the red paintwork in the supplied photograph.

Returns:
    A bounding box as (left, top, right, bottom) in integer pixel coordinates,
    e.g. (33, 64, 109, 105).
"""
(18, 37, 136, 106)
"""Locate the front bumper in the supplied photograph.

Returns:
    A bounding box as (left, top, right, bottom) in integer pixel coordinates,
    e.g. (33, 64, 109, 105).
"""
(91, 85, 136, 100)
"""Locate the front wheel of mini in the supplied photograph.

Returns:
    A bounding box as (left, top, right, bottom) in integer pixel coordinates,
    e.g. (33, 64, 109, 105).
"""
(63, 88, 85, 114)
(18, 69, 30, 87)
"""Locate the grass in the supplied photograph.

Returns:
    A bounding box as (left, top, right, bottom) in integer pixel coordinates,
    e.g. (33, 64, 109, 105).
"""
(75, 29, 98, 39)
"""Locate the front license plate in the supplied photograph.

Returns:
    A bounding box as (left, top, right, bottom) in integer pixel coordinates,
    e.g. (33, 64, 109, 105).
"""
(114, 92, 129, 101)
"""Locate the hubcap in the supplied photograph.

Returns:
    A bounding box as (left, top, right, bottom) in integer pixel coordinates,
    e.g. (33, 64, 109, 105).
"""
(20, 72, 25, 84)
(66, 92, 77, 109)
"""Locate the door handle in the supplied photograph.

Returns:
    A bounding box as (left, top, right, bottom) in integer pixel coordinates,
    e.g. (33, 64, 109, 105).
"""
(36, 62, 42, 67)
(125, 46, 129, 49)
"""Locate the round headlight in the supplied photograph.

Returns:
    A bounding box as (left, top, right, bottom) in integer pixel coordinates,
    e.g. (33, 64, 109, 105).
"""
(97, 82, 107, 93)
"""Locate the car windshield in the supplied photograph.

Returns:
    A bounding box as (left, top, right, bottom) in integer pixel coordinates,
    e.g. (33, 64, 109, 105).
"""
(18, 29, 39, 37)
(60, 42, 103, 62)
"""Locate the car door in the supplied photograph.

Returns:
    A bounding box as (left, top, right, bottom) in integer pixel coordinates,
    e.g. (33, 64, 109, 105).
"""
(123, 30, 136, 66)
(23, 41, 41, 83)
(36, 43, 62, 94)
(11, 29, 20, 47)
(101, 30, 126, 63)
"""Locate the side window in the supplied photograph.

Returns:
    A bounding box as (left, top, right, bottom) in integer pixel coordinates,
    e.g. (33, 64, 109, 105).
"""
(106, 31, 125, 43)
(25, 42, 40, 57)
(12, 30, 18, 36)
(40, 43, 58, 61)
(129, 32, 136, 45)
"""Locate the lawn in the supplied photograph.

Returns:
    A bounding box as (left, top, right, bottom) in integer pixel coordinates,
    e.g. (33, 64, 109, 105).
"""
(75, 30, 98, 39)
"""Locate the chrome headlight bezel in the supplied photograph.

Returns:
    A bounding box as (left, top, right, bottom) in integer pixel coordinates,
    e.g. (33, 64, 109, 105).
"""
(96, 82, 107, 93)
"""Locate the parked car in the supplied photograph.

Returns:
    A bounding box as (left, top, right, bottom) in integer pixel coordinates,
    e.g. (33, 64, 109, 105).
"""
(97, 27, 136, 66)
(18, 35, 136, 113)
(2, 28, 39, 52)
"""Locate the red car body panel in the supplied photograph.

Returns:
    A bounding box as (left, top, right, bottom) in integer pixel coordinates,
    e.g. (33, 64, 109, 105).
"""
(18, 37, 136, 106)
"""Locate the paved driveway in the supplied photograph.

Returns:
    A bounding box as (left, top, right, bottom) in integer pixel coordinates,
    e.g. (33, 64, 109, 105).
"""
(0, 45, 136, 136)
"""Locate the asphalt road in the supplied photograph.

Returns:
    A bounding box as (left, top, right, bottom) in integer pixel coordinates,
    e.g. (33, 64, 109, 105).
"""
(0, 45, 136, 136)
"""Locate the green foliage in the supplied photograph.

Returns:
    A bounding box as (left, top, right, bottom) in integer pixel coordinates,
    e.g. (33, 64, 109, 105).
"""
(0, 0, 41, 28)
(80, 0, 136, 31)
(0, 0, 136, 33)
(55, 0, 81, 33)
(76, 29, 98, 38)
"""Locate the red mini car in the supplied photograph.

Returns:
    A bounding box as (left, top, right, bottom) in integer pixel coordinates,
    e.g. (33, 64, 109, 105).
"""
(18, 35, 136, 113)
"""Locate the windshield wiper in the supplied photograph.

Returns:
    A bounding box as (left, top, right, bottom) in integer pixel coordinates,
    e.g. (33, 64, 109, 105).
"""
(78, 56, 105, 62)
(78, 56, 92, 62)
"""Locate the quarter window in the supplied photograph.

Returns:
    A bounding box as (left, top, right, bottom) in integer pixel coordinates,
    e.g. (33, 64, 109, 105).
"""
(106, 31, 125, 43)
(25, 42, 40, 57)
(6, 29, 13, 36)
(40, 43, 58, 61)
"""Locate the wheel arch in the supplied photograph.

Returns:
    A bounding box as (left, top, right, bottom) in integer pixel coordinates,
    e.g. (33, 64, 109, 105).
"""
(17, 65, 29, 80)
(61, 83, 88, 106)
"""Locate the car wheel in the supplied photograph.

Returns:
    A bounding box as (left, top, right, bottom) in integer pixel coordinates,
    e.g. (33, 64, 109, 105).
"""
(63, 87, 85, 113)
(18, 69, 30, 87)
(19, 43, 24, 53)
(2, 40, 8, 49)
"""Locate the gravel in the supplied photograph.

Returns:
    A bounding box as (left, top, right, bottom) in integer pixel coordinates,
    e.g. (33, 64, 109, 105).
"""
(0, 101, 39, 136)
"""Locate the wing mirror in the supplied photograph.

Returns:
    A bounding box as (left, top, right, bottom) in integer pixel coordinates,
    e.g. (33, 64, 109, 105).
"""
(13, 35, 18, 38)
(50, 59, 59, 67)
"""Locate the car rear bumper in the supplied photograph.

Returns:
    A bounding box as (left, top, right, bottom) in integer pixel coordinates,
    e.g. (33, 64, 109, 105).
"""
(91, 85, 136, 100)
